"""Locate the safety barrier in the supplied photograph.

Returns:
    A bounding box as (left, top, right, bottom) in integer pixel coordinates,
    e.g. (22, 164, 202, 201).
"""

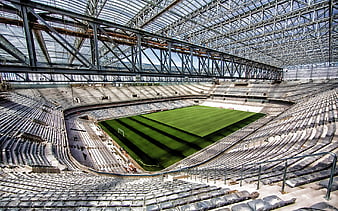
(239, 152, 337, 200)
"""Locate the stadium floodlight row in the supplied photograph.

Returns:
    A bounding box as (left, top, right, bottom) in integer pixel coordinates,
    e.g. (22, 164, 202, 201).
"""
(0, 79, 337, 210)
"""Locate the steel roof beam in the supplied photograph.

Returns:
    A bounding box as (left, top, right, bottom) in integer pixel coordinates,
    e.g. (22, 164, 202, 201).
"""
(158, 0, 224, 35)
(127, 0, 164, 28)
(109, 0, 182, 66)
(33, 29, 51, 65)
(232, 38, 330, 66)
(154, 0, 334, 69)
(198, 1, 328, 45)
(161, 0, 285, 37)
(21, 5, 37, 70)
(10, 0, 246, 64)
(0, 34, 28, 64)
(69, 0, 108, 65)
(152, 0, 288, 66)
(0, 0, 282, 81)
(138, 0, 181, 28)
(27, 8, 93, 68)
(210, 18, 330, 48)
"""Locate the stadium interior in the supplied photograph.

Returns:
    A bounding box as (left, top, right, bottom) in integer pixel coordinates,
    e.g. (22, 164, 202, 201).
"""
(0, 0, 337, 210)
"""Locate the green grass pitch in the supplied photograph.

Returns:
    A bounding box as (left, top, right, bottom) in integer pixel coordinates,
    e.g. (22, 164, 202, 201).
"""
(99, 105, 264, 171)
(144, 106, 257, 137)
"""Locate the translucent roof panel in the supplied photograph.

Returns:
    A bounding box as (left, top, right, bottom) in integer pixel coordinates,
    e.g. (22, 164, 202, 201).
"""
(33, 0, 88, 14)
(11, 0, 338, 68)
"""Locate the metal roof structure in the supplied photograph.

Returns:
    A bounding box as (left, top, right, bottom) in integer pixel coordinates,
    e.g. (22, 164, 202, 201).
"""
(0, 0, 336, 82)
(30, 0, 337, 67)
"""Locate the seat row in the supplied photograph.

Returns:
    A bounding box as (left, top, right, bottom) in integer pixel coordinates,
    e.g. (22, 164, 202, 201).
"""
(0, 171, 296, 210)
(0, 92, 76, 170)
(15, 83, 212, 109)
(186, 89, 337, 188)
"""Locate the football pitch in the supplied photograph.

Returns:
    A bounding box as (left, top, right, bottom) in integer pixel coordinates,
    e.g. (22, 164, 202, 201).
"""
(99, 105, 264, 171)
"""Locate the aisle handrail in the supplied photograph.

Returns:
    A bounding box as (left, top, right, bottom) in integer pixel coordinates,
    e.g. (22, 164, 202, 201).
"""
(239, 151, 337, 200)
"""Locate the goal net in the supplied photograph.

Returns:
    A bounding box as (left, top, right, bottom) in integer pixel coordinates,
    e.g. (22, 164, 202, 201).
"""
(117, 128, 125, 137)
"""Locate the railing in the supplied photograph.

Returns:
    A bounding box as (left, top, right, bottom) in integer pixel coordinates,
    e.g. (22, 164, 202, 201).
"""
(239, 151, 337, 200)
(85, 151, 337, 200)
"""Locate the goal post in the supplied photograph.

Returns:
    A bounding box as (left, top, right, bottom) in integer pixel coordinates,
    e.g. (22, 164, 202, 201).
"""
(117, 128, 125, 137)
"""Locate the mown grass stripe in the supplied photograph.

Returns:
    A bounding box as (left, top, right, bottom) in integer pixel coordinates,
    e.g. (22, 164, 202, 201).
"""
(117, 118, 186, 159)
(141, 115, 200, 138)
(130, 116, 202, 151)
(99, 121, 157, 166)
(143, 106, 256, 136)
(101, 119, 170, 168)
(135, 116, 200, 142)
(142, 113, 215, 147)
(99, 106, 264, 171)
(204, 113, 265, 140)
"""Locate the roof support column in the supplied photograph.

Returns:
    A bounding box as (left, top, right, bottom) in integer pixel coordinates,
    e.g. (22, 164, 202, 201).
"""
(207, 52, 211, 76)
(91, 23, 101, 70)
(328, 0, 333, 66)
(168, 42, 172, 74)
(131, 34, 142, 73)
(137, 34, 142, 73)
(230, 58, 235, 78)
(21, 5, 37, 80)
(190, 48, 194, 75)
(327, 0, 334, 79)
(220, 56, 225, 77)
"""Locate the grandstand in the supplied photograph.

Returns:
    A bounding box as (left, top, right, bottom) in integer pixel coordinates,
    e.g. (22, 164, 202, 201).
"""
(0, 0, 338, 210)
